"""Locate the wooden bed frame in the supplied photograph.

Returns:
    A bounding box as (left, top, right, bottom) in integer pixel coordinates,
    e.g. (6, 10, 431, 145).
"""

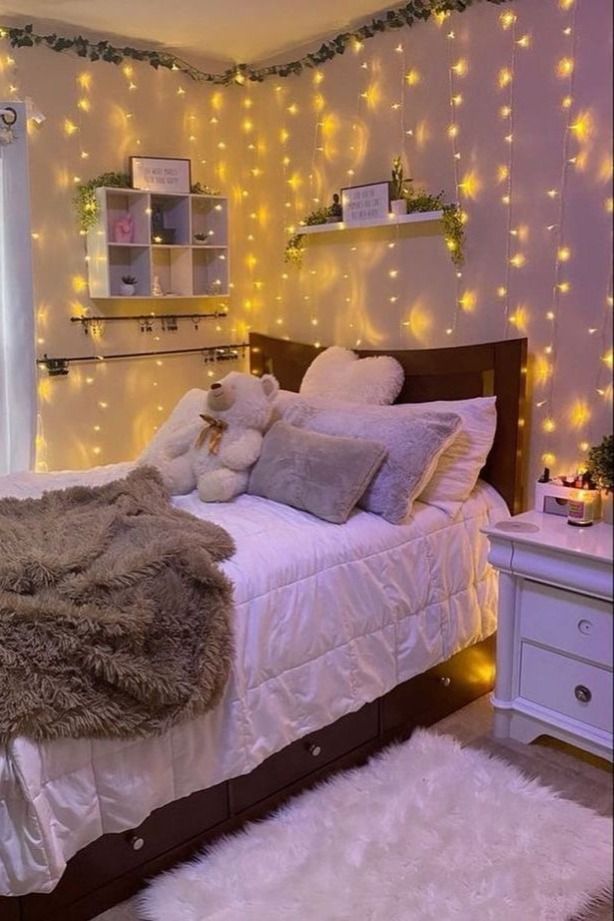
(2, 334, 527, 921)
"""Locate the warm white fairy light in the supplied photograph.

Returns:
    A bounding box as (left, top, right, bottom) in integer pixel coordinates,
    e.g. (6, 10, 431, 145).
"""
(496, 10, 519, 335)
(443, 20, 466, 340)
(538, 0, 581, 459)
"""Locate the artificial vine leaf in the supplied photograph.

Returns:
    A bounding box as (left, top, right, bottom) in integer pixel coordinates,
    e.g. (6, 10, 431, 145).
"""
(1, 1, 514, 86)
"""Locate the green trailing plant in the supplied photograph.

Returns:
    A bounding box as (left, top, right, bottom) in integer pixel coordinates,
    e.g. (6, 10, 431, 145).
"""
(191, 181, 219, 195)
(442, 203, 465, 267)
(402, 183, 465, 266)
(1, 3, 514, 87)
(74, 171, 131, 232)
(587, 434, 614, 492)
(285, 206, 332, 266)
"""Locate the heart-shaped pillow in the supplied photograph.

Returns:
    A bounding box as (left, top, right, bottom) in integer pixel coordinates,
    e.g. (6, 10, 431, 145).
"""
(300, 346, 404, 405)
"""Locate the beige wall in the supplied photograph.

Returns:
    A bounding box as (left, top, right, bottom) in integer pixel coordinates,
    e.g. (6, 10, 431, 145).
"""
(1, 0, 612, 492)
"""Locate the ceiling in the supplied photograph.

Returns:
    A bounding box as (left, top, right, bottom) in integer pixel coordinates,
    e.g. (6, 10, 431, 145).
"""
(0, 1, 394, 65)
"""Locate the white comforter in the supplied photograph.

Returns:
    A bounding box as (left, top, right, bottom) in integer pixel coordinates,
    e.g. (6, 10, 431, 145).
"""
(0, 464, 508, 895)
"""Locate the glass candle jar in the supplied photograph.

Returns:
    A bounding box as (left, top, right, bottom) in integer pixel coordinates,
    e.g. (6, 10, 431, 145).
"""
(567, 489, 596, 527)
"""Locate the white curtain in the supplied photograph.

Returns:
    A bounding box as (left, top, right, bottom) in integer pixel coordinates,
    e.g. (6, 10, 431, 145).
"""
(0, 101, 36, 475)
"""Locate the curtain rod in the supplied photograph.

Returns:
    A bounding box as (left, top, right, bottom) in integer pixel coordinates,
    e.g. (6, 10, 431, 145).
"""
(37, 343, 248, 377)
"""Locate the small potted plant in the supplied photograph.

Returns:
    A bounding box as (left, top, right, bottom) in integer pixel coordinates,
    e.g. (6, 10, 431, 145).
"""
(120, 274, 137, 296)
(193, 232, 207, 244)
(587, 434, 613, 524)
(390, 156, 411, 215)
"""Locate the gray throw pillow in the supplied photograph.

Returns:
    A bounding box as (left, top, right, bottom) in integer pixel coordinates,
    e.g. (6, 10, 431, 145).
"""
(248, 421, 387, 524)
(285, 401, 462, 524)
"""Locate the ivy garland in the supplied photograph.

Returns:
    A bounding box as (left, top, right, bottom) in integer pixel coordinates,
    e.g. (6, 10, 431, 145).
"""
(1, 1, 512, 86)
(285, 187, 465, 268)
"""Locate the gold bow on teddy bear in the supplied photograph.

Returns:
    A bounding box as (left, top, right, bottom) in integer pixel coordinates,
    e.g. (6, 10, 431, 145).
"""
(196, 414, 228, 455)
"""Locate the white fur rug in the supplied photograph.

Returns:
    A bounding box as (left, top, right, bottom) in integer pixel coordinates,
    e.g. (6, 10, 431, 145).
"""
(139, 730, 612, 921)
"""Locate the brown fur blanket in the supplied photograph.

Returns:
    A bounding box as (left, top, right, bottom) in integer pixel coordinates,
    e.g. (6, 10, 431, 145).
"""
(0, 467, 234, 743)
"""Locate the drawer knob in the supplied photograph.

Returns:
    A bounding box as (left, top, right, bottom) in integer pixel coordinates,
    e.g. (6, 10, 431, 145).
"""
(306, 742, 322, 758)
(440, 676, 451, 688)
(577, 619, 593, 635)
(574, 685, 592, 704)
(128, 834, 145, 851)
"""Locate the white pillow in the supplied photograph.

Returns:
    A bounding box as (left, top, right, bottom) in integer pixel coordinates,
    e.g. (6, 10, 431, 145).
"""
(399, 397, 497, 512)
(300, 346, 404, 405)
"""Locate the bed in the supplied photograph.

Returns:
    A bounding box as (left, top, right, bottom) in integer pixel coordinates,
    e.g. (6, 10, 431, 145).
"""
(0, 333, 527, 921)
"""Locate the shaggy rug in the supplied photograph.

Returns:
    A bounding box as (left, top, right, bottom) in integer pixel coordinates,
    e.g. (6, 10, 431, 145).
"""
(139, 729, 612, 921)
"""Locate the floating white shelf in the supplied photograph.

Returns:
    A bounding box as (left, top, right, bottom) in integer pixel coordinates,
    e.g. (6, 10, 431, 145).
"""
(299, 210, 443, 235)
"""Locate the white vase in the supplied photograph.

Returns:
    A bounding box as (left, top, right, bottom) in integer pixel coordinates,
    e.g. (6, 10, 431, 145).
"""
(390, 199, 407, 216)
(601, 490, 613, 525)
(119, 283, 135, 296)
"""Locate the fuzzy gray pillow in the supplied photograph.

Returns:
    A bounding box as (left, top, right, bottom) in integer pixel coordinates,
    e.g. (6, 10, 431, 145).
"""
(248, 422, 387, 524)
(285, 402, 462, 524)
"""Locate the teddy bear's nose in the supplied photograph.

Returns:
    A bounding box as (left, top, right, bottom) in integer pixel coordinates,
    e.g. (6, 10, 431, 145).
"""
(210, 382, 222, 390)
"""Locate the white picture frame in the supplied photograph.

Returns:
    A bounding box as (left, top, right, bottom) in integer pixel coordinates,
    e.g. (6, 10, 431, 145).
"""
(340, 181, 391, 225)
(130, 156, 192, 195)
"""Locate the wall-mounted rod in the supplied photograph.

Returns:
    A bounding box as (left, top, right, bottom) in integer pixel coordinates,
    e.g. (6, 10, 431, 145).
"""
(70, 311, 227, 324)
(37, 343, 248, 377)
(70, 311, 228, 335)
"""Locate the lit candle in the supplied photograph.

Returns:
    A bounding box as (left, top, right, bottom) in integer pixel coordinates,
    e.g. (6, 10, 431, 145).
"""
(567, 489, 596, 527)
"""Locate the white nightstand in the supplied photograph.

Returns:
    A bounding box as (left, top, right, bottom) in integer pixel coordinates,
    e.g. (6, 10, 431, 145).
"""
(483, 511, 613, 761)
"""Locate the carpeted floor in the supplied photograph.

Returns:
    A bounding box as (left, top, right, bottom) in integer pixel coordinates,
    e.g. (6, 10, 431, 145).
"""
(94, 695, 613, 921)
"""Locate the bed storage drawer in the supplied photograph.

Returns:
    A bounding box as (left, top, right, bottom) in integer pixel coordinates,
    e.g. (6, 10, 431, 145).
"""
(0, 898, 19, 921)
(19, 782, 228, 921)
(382, 635, 497, 734)
(230, 701, 379, 813)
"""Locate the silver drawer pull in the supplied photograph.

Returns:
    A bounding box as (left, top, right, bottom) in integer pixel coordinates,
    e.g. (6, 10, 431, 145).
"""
(577, 619, 593, 636)
(128, 834, 145, 851)
(440, 676, 451, 687)
(574, 685, 592, 704)
(306, 742, 322, 758)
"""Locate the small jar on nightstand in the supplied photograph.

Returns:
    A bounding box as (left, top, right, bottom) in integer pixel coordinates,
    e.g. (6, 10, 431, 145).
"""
(483, 511, 613, 762)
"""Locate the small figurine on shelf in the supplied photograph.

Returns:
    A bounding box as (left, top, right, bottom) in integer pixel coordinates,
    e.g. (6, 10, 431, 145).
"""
(114, 213, 134, 244)
(152, 275, 164, 296)
(390, 156, 411, 215)
(327, 193, 343, 223)
(151, 205, 165, 243)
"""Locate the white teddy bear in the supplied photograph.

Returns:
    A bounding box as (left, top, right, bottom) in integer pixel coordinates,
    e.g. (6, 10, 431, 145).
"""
(141, 371, 279, 502)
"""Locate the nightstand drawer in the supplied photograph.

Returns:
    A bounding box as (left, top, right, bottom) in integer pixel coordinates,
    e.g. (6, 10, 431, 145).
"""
(520, 643, 613, 732)
(519, 580, 612, 667)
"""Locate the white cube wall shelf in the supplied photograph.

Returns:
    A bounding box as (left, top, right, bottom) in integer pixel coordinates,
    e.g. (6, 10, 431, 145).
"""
(86, 188, 229, 299)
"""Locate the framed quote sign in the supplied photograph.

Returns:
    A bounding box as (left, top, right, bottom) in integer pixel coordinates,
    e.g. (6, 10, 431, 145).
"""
(341, 181, 390, 225)
(130, 156, 192, 194)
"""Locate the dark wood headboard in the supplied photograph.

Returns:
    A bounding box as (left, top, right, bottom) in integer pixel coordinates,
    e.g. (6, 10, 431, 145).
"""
(250, 333, 527, 514)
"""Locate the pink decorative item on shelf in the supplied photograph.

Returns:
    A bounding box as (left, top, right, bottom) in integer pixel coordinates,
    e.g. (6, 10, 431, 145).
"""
(114, 213, 134, 244)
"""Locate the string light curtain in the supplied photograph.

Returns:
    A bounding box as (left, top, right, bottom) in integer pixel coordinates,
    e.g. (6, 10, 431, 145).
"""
(0, 100, 36, 474)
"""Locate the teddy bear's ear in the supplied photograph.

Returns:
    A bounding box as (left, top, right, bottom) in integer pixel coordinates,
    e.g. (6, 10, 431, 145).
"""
(260, 374, 280, 401)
